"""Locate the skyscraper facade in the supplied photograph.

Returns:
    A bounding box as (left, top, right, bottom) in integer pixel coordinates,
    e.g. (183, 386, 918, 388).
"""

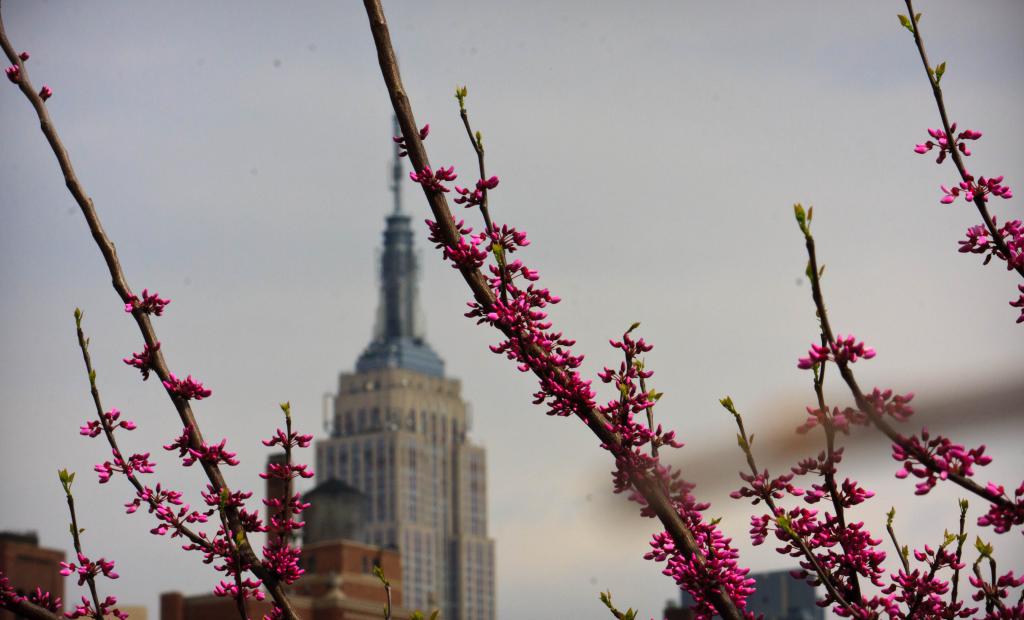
(314, 121, 495, 620)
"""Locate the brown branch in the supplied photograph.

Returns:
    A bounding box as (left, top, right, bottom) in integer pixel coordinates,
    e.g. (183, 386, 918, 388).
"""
(724, 400, 854, 612)
(215, 500, 251, 620)
(811, 360, 862, 602)
(361, 1, 743, 618)
(800, 220, 1012, 511)
(0, 6, 297, 616)
(903, 0, 1023, 280)
(60, 474, 105, 620)
(74, 311, 213, 551)
(0, 597, 63, 620)
(951, 499, 968, 605)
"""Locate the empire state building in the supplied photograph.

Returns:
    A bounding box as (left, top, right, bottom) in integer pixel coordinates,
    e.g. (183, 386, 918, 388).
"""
(314, 121, 496, 620)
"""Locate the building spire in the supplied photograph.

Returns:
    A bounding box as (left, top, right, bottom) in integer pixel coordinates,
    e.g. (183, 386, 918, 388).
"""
(353, 117, 445, 378)
(391, 115, 403, 215)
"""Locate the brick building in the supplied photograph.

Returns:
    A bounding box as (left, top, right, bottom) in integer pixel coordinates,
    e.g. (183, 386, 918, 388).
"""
(160, 539, 409, 620)
(0, 531, 65, 620)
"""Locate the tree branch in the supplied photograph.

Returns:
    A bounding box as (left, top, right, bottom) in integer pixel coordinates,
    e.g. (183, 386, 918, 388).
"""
(361, 2, 743, 617)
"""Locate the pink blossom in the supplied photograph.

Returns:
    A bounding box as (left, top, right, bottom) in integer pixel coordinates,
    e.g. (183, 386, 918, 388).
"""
(39, 85, 52, 101)
(123, 341, 160, 380)
(162, 373, 212, 400)
(80, 408, 137, 438)
(181, 439, 239, 467)
(94, 450, 155, 483)
(392, 123, 430, 157)
(939, 174, 1013, 205)
(454, 175, 500, 208)
(410, 165, 458, 193)
(4, 65, 19, 83)
(892, 428, 992, 495)
(797, 334, 875, 369)
(913, 124, 982, 164)
(1011, 285, 1024, 324)
(60, 552, 119, 585)
(66, 594, 128, 620)
(976, 481, 1024, 534)
(124, 288, 170, 316)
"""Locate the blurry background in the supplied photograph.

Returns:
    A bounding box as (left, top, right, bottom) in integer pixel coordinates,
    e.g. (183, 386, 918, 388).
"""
(1, 1, 1022, 618)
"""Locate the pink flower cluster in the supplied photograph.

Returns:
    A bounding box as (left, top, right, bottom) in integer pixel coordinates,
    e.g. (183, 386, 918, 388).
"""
(80, 407, 137, 438)
(163, 428, 239, 467)
(796, 389, 913, 435)
(66, 594, 127, 620)
(162, 373, 212, 400)
(796, 334, 875, 369)
(124, 288, 170, 316)
(123, 341, 160, 380)
(3, 51, 53, 100)
(976, 482, 1024, 535)
(911, 122, 1021, 324)
(426, 216, 489, 271)
(454, 175, 499, 208)
(77, 409, 148, 488)
(940, 174, 1013, 205)
(884, 542, 975, 618)
(259, 412, 314, 586)
(94, 450, 156, 484)
(0, 572, 62, 614)
(125, 483, 212, 537)
(179, 485, 268, 605)
(3, 51, 27, 83)
(736, 445, 888, 615)
(1013, 285, 1024, 324)
(958, 218, 1024, 272)
(410, 165, 457, 193)
(969, 568, 1024, 617)
(914, 124, 981, 163)
(392, 123, 429, 157)
(60, 552, 119, 586)
(892, 427, 992, 496)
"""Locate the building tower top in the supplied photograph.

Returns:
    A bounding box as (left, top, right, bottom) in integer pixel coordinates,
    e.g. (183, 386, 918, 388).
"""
(355, 117, 445, 377)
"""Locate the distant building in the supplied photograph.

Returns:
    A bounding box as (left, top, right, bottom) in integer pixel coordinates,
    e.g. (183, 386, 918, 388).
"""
(674, 569, 823, 620)
(314, 118, 495, 620)
(118, 606, 148, 619)
(0, 531, 65, 620)
(160, 538, 408, 620)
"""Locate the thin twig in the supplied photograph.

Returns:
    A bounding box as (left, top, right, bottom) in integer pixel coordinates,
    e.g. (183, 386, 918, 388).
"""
(800, 221, 1013, 511)
(61, 475, 105, 620)
(74, 311, 212, 551)
(725, 400, 854, 612)
(361, 2, 743, 617)
(0, 5, 297, 615)
(905, 539, 949, 619)
(811, 360, 863, 603)
(902, 0, 1023, 280)
(456, 98, 508, 302)
(951, 499, 968, 605)
(885, 509, 910, 575)
(216, 499, 251, 620)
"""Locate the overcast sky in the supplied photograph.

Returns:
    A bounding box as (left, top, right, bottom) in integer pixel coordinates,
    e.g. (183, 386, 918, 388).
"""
(1, 2, 1022, 618)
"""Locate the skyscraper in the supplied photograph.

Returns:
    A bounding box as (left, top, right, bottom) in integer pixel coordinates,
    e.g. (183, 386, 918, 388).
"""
(314, 120, 495, 620)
